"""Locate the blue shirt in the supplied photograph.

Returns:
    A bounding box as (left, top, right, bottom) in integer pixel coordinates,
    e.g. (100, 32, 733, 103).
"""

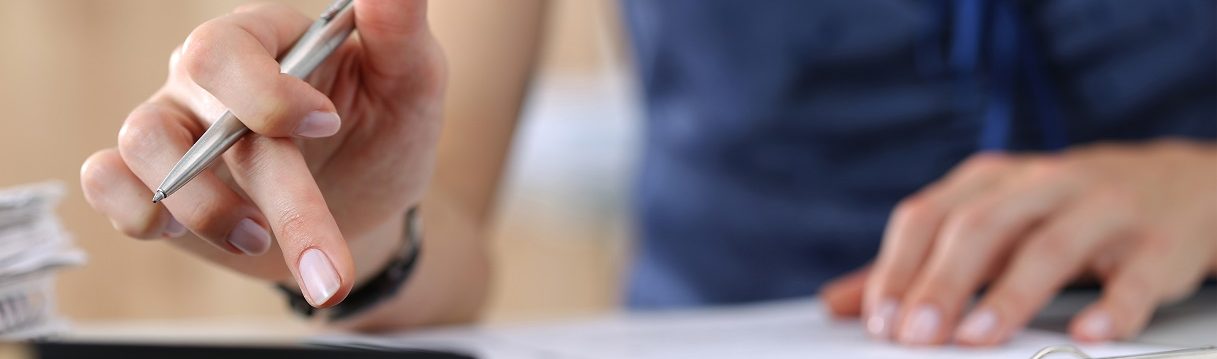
(622, 0, 1217, 309)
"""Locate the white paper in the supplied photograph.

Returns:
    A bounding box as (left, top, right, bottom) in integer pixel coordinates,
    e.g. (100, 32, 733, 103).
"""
(316, 300, 1171, 359)
(0, 181, 86, 338)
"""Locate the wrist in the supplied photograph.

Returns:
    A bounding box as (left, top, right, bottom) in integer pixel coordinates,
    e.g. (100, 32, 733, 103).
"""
(348, 209, 417, 288)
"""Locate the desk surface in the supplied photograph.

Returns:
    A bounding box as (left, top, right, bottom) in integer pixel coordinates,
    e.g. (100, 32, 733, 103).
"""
(67, 289, 1216, 357)
(1031, 286, 1216, 347)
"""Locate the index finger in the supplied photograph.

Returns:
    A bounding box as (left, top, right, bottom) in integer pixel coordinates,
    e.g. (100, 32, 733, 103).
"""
(224, 135, 354, 307)
(865, 154, 1015, 338)
(177, 4, 340, 138)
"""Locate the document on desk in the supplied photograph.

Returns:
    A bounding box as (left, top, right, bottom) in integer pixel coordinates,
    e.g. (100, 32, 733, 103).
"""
(0, 182, 86, 338)
(318, 300, 1170, 359)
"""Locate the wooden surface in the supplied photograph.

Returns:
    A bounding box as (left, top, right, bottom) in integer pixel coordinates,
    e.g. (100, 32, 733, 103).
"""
(0, 0, 629, 326)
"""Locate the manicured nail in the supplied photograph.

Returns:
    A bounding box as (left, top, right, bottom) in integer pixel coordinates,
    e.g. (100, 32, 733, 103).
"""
(227, 218, 271, 256)
(298, 248, 340, 306)
(163, 214, 187, 238)
(956, 308, 998, 343)
(1080, 310, 1113, 340)
(899, 304, 941, 345)
(294, 111, 341, 138)
(867, 298, 899, 339)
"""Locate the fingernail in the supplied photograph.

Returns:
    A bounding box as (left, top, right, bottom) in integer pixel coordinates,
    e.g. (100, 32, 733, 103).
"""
(1080, 310, 1113, 340)
(162, 215, 187, 238)
(899, 304, 941, 345)
(298, 248, 340, 306)
(956, 308, 998, 343)
(866, 298, 899, 339)
(294, 111, 341, 138)
(227, 218, 271, 256)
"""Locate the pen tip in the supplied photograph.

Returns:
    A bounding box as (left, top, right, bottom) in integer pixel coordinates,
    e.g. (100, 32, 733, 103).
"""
(152, 190, 166, 204)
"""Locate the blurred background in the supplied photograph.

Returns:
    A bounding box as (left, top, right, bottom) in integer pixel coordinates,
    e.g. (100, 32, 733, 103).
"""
(0, 0, 637, 330)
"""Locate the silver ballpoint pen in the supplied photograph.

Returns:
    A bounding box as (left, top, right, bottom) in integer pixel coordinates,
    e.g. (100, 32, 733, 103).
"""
(152, 0, 356, 203)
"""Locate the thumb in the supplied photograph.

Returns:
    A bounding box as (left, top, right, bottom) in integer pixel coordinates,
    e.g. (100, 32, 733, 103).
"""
(822, 266, 871, 318)
(354, 0, 433, 79)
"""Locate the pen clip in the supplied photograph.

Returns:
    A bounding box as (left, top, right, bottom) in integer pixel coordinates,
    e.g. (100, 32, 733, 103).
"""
(320, 0, 354, 21)
(278, 0, 357, 78)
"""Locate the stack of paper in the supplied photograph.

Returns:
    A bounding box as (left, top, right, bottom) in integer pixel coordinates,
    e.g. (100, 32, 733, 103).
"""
(0, 182, 86, 339)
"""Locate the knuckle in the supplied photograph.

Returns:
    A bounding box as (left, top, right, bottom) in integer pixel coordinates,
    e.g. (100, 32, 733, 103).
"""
(1027, 157, 1094, 190)
(1003, 287, 1037, 310)
(250, 79, 293, 129)
(229, 83, 292, 136)
(180, 20, 229, 82)
(168, 45, 185, 74)
(227, 137, 276, 175)
(79, 151, 116, 198)
(426, 42, 450, 93)
(113, 221, 147, 239)
(1138, 232, 1177, 257)
(1090, 186, 1134, 211)
(961, 153, 1013, 176)
(1057, 162, 1088, 184)
(892, 195, 941, 227)
(114, 219, 157, 240)
(1026, 158, 1067, 181)
(1024, 232, 1075, 266)
(178, 199, 230, 239)
(988, 287, 1035, 318)
(274, 206, 310, 241)
(116, 106, 160, 156)
(1095, 191, 1141, 226)
(950, 204, 995, 235)
(908, 275, 960, 306)
(115, 123, 141, 155)
(864, 265, 902, 294)
(108, 206, 162, 240)
(232, 2, 283, 14)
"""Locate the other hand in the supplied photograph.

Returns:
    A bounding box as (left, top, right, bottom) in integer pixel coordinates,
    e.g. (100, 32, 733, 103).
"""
(823, 140, 1217, 346)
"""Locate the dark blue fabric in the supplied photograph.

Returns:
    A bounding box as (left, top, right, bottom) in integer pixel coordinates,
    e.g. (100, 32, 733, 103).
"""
(621, 0, 1217, 309)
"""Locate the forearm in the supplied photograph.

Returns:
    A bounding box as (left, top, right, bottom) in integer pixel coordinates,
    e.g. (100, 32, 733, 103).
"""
(1155, 139, 1217, 277)
(1193, 142, 1217, 277)
(1154, 140, 1217, 276)
(327, 0, 548, 332)
(331, 189, 492, 332)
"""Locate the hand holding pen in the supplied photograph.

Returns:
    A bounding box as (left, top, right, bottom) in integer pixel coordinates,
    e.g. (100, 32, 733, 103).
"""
(80, 0, 445, 309)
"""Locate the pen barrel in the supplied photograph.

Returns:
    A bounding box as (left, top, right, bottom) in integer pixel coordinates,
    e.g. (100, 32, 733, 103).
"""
(278, 2, 356, 79)
(155, 112, 249, 197)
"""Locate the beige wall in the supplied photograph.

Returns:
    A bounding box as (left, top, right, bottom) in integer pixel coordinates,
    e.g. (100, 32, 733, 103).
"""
(0, 0, 628, 325)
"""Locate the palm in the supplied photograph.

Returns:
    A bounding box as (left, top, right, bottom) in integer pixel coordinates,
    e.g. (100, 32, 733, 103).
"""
(295, 42, 443, 241)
